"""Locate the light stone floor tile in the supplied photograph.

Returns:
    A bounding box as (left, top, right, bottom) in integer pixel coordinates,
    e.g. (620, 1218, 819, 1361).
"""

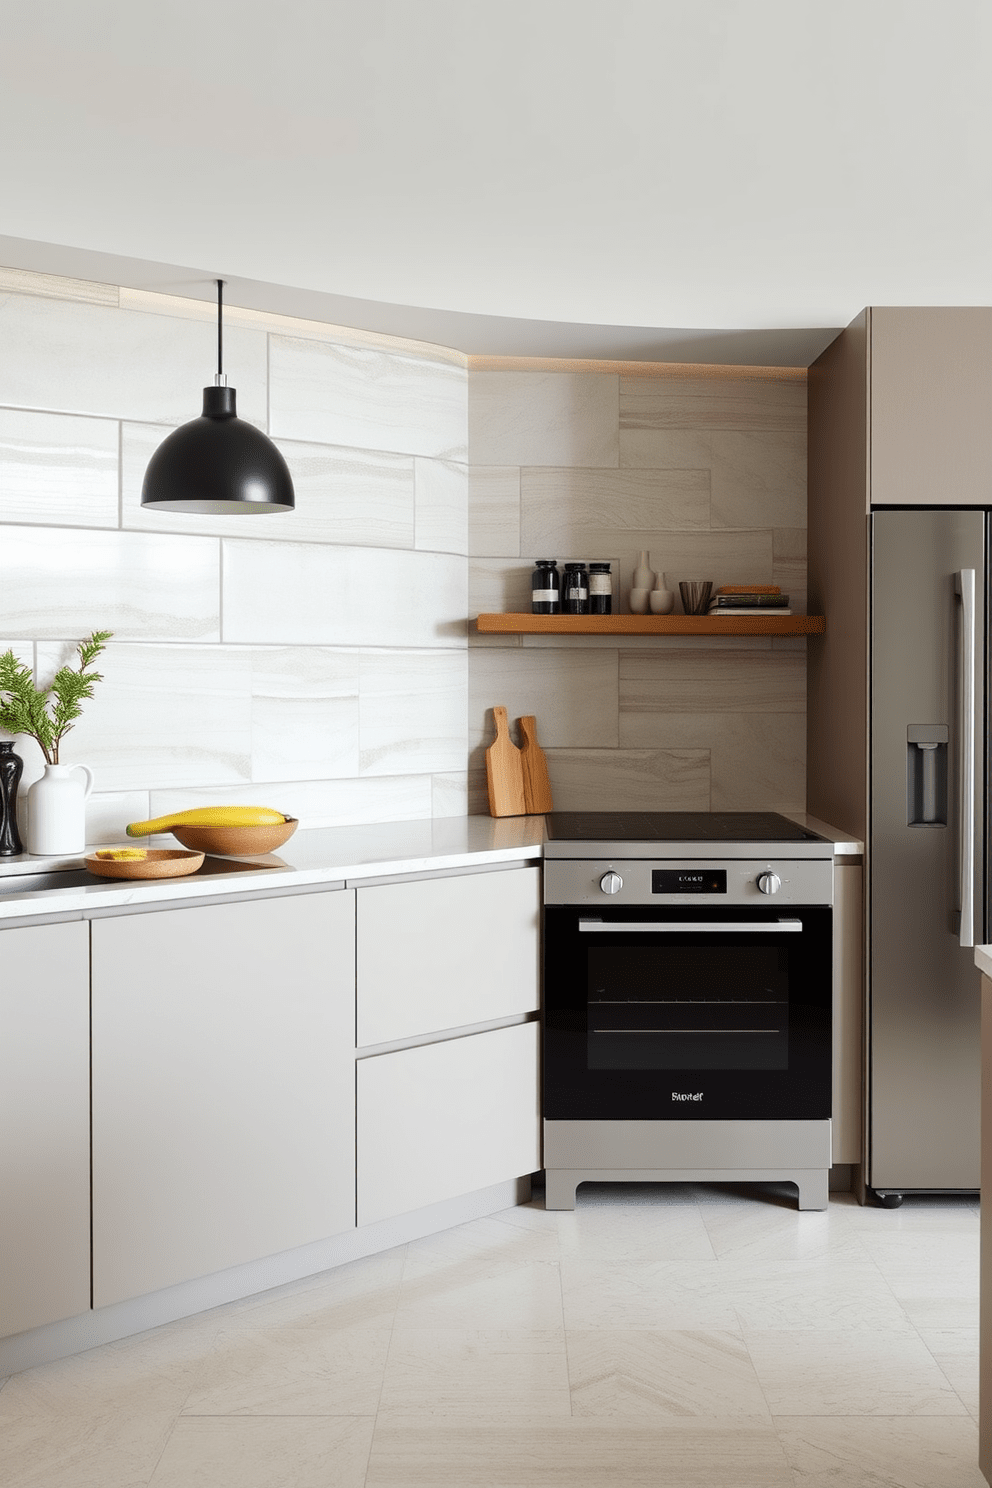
(550, 1196, 716, 1262)
(377, 1328, 571, 1421)
(365, 1421, 793, 1486)
(215, 1249, 406, 1333)
(394, 1260, 565, 1332)
(149, 1415, 374, 1488)
(400, 1214, 562, 1278)
(856, 1232, 980, 1297)
(0, 1412, 177, 1488)
(560, 1257, 742, 1331)
(745, 1329, 968, 1416)
(0, 1323, 214, 1416)
(724, 1251, 917, 1334)
(700, 1197, 865, 1264)
(566, 1328, 772, 1420)
(775, 1414, 987, 1488)
(180, 1320, 392, 1416)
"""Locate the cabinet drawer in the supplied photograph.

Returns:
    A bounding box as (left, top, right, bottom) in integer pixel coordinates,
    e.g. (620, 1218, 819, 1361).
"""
(357, 1021, 540, 1226)
(357, 867, 540, 1046)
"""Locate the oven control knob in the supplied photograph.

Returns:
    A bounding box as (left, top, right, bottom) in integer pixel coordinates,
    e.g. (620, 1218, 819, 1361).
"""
(599, 871, 623, 895)
(757, 872, 782, 896)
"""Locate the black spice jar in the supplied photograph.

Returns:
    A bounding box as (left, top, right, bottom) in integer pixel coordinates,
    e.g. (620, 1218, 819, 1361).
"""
(563, 562, 589, 615)
(531, 559, 561, 615)
(588, 562, 613, 615)
(0, 741, 24, 856)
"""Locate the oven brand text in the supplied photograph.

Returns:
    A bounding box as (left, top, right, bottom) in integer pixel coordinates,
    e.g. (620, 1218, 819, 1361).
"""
(672, 1091, 703, 1102)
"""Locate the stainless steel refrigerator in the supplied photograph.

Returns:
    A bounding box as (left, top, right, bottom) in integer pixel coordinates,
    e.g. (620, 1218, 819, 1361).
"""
(870, 508, 985, 1200)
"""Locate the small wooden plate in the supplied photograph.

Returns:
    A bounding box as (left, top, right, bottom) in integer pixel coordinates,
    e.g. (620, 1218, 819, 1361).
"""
(85, 848, 205, 880)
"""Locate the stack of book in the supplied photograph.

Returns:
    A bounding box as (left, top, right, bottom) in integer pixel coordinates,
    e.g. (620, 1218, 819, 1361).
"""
(707, 585, 792, 616)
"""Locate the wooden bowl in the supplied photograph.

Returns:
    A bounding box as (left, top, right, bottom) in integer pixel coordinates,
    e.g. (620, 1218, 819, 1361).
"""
(170, 817, 298, 856)
(86, 848, 205, 880)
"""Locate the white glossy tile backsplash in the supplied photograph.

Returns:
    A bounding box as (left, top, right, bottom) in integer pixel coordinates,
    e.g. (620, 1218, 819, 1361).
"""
(0, 272, 470, 843)
(467, 364, 808, 815)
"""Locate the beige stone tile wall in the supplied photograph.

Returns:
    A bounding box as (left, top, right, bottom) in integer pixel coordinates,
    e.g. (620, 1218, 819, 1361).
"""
(467, 363, 808, 814)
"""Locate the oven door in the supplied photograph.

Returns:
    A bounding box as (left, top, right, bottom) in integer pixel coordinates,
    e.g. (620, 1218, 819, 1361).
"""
(543, 904, 832, 1121)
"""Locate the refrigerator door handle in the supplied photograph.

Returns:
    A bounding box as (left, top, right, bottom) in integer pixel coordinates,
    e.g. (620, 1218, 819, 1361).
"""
(956, 569, 976, 948)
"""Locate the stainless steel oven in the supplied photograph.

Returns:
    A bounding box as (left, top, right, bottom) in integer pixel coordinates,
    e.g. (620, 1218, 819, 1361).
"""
(542, 813, 834, 1210)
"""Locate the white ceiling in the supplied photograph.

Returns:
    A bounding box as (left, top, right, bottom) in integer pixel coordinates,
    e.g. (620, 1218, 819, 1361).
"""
(1, 1, 990, 365)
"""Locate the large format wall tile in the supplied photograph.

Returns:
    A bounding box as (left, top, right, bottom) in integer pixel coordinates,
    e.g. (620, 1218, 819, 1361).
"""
(148, 773, 435, 829)
(36, 643, 252, 792)
(415, 458, 469, 555)
(520, 469, 709, 552)
(0, 408, 119, 528)
(469, 649, 619, 751)
(619, 709, 806, 812)
(469, 467, 521, 557)
(620, 373, 806, 433)
(223, 540, 467, 649)
(543, 748, 710, 811)
(620, 650, 806, 715)
(359, 651, 468, 776)
(122, 424, 416, 548)
(270, 336, 468, 460)
(0, 526, 220, 640)
(470, 372, 619, 467)
(0, 293, 267, 426)
(250, 648, 360, 783)
(618, 428, 806, 531)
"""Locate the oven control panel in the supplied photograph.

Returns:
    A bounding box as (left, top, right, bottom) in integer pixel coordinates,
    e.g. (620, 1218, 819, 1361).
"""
(545, 857, 833, 906)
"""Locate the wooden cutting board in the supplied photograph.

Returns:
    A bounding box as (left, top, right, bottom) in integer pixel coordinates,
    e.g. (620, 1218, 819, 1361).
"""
(485, 705, 526, 817)
(519, 715, 553, 813)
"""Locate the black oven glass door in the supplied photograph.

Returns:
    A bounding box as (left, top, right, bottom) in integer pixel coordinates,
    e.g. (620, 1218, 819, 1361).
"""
(543, 904, 832, 1121)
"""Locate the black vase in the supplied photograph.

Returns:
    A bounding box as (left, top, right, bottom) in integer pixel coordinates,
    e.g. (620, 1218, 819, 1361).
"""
(0, 742, 24, 856)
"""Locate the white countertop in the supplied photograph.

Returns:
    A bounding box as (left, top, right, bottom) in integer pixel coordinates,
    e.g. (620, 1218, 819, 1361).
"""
(975, 947, 992, 980)
(0, 811, 862, 924)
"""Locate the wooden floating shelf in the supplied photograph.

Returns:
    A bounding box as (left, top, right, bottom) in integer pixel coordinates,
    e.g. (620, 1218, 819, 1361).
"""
(475, 612, 826, 637)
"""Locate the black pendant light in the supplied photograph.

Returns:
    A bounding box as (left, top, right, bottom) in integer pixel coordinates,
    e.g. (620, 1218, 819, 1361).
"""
(141, 280, 295, 513)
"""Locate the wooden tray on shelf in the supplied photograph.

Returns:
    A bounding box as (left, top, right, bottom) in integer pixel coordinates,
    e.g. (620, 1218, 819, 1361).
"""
(475, 613, 825, 637)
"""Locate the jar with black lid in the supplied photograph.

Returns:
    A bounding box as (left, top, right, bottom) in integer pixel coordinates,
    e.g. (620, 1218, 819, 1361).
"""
(563, 561, 589, 615)
(531, 559, 560, 614)
(588, 561, 613, 615)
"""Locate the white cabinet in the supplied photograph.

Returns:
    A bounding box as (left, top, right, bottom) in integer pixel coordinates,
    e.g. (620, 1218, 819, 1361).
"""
(92, 890, 356, 1307)
(358, 1022, 540, 1226)
(0, 920, 90, 1339)
(357, 866, 540, 1045)
(356, 864, 541, 1226)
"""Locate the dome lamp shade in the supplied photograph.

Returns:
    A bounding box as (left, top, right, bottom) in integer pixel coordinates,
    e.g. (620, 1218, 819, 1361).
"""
(140, 281, 295, 514)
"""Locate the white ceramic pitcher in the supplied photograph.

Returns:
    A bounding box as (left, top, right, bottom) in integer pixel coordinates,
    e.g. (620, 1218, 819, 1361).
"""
(27, 763, 94, 855)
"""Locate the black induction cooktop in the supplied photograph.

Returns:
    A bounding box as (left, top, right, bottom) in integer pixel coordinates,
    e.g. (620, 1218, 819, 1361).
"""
(544, 811, 826, 843)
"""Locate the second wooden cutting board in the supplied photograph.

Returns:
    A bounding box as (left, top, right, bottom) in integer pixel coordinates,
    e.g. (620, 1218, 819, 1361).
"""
(519, 715, 553, 813)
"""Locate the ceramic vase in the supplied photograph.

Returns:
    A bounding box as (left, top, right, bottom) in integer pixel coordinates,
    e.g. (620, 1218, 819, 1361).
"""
(632, 550, 656, 590)
(27, 762, 94, 855)
(0, 742, 24, 856)
(650, 576, 675, 615)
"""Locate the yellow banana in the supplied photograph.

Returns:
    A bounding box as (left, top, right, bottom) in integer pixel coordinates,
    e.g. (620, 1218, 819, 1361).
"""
(126, 806, 287, 837)
(96, 848, 148, 861)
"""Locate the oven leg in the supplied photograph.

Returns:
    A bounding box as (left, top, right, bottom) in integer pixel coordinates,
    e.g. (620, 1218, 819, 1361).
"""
(796, 1170, 829, 1211)
(544, 1170, 578, 1210)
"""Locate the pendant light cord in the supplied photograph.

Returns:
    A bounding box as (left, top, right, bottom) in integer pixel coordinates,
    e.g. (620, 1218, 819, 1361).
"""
(217, 278, 224, 382)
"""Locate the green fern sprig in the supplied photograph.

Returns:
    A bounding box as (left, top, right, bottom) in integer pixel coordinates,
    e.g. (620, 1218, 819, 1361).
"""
(0, 630, 112, 765)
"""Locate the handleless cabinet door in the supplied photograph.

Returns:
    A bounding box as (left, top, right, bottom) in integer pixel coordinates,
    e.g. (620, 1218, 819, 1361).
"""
(871, 308, 992, 506)
(357, 1022, 540, 1226)
(92, 890, 356, 1308)
(0, 920, 90, 1339)
(357, 866, 540, 1046)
